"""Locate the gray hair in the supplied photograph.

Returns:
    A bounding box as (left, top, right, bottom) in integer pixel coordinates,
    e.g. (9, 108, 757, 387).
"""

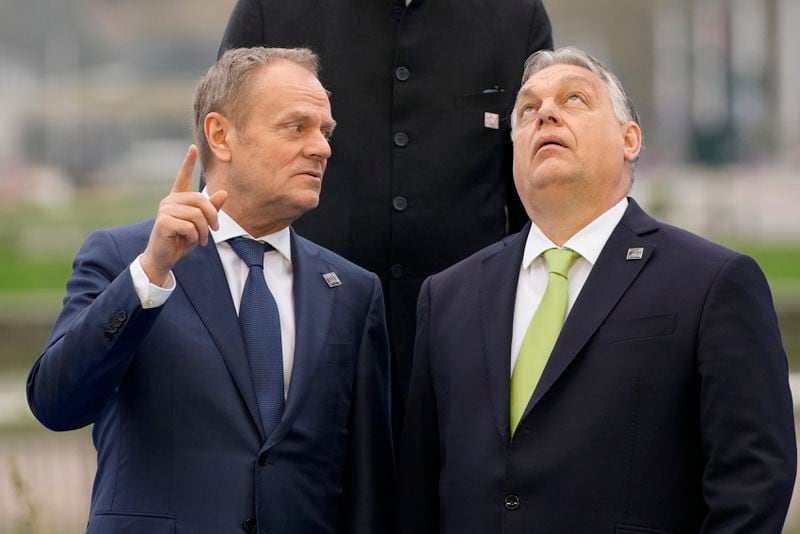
(192, 47, 321, 171)
(511, 46, 642, 167)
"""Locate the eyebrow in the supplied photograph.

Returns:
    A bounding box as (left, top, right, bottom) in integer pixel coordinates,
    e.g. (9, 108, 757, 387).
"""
(281, 110, 337, 130)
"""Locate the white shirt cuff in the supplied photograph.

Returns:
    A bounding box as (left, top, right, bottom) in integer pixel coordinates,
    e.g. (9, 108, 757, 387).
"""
(130, 254, 175, 309)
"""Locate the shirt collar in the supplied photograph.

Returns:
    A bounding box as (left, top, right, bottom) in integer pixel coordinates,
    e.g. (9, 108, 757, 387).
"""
(521, 197, 628, 269)
(204, 188, 293, 263)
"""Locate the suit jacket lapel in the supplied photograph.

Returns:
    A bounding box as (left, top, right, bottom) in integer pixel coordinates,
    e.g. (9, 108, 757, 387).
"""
(480, 225, 530, 445)
(174, 242, 265, 440)
(265, 229, 337, 448)
(524, 199, 659, 416)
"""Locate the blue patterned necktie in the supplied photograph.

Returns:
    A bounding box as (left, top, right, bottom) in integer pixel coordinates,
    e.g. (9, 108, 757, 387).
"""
(228, 237, 285, 439)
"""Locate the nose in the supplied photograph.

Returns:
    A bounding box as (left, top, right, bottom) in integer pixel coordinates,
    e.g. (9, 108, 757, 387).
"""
(306, 130, 332, 161)
(536, 99, 562, 127)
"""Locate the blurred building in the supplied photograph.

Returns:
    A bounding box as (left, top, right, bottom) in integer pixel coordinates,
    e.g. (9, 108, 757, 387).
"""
(547, 0, 799, 167)
(0, 0, 797, 193)
(0, 0, 235, 188)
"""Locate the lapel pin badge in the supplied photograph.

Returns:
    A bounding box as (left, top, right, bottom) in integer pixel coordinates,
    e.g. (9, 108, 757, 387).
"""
(484, 112, 499, 129)
(322, 272, 342, 288)
(626, 247, 644, 261)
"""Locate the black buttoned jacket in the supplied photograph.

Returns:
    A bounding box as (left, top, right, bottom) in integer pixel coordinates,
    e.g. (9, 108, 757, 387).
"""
(219, 0, 553, 425)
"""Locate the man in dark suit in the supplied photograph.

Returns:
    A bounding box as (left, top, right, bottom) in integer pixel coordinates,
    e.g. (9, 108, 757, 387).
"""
(27, 47, 393, 534)
(395, 46, 796, 533)
(217, 0, 553, 423)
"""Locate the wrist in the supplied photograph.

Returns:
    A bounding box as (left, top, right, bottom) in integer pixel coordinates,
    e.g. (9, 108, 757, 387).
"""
(140, 252, 171, 287)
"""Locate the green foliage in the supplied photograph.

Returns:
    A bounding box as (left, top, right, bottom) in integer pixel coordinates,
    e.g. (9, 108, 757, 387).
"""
(731, 243, 800, 283)
(0, 254, 73, 292)
(0, 187, 162, 292)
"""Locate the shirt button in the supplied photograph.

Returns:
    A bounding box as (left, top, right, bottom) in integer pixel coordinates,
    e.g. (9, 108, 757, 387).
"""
(392, 196, 408, 211)
(394, 132, 409, 147)
(395, 66, 410, 81)
(144, 299, 155, 308)
(504, 494, 520, 511)
(392, 6, 405, 20)
(390, 264, 403, 279)
(242, 518, 257, 533)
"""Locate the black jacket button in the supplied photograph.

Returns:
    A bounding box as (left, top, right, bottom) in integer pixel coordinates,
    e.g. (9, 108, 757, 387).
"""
(390, 264, 403, 279)
(393, 132, 409, 147)
(395, 66, 410, 81)
(392, 196, 408, 211)
(392, 6, 404, 20)
(242, 518, 257, 533)
(258, 452, 268, 466)
(504, 494, 520, 510)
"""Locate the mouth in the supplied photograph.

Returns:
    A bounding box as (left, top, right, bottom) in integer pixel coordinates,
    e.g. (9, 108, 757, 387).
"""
(297, 170, 322, 179)
(534, 136, 567, 154)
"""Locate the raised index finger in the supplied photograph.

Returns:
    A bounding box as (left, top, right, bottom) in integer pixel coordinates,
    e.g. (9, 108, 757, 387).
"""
(172, 145, 199, 193)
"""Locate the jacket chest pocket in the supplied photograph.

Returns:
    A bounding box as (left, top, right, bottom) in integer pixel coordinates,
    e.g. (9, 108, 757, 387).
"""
(596, 314, 676, 345)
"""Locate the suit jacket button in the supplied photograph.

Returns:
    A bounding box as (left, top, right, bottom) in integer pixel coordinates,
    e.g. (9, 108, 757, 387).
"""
(392, 196, 408, 212)
(393, 132, 409, 147)
(390, 264, 403, 279)
(258, 452, 269, 466)
(392, 6, 404, 20)
(504, 494, 520, 510)
(395, 66, 410, 81)
(242, 518, 257, 533)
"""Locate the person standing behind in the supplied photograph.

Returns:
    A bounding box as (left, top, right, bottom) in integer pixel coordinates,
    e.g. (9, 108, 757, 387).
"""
(27, 47, 393, 534)
(395, 46, 796, 533)
(218, 0, 553, 425)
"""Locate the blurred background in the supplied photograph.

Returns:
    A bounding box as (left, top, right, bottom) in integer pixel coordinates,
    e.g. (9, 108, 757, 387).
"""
(0, 0, 798, 531)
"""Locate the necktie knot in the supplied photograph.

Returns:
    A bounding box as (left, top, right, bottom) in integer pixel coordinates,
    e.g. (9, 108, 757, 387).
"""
(229, 237, 274, 268)
(542, 248, 580, 278)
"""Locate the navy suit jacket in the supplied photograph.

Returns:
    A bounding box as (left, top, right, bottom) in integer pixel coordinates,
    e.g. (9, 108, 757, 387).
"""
(395, 199, 796, 534)
(27, 220, 393, 534)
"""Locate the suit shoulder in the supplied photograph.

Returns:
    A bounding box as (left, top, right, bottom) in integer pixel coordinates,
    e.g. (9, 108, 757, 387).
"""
(293, 232, 379, 284)
(79, 219, 155, 261)
(430, 229, 524, 282)
(648, 221, 742, 263)
(630, 216, 769, 286)
(85, 219, 154, 241)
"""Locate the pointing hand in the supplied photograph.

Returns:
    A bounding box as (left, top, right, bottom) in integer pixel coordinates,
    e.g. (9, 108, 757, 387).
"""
(140, 145, 228, 286)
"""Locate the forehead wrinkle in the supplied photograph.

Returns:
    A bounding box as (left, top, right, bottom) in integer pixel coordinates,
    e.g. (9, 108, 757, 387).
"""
(525, 71, 599, 97)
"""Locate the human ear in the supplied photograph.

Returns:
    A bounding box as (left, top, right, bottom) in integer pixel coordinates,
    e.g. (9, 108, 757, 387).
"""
(204, 112, 233, 164)
(621, 121, 642, 163)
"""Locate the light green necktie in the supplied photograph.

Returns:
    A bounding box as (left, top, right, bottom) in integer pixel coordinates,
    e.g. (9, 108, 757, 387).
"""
(510, 247, 581, 434)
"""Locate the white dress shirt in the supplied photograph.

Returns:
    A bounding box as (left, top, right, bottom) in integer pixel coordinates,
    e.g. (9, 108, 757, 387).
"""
(130, 203, 296, 399)
(510, 197, 628, 375)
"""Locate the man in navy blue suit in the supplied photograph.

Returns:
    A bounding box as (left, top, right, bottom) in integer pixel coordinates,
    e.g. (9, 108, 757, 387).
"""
(28, 47, 393, 534)
(395, 46, 796, 533)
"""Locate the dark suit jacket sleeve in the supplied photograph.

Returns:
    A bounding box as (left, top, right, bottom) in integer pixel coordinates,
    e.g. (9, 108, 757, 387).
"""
(394, 276, 440, 534)
(697, 254, 796, 532)
(26, 230, 161, 431)
(504, 0, 553, 233)
(218, 0, 263, 57)
(338, 273, 395, 534)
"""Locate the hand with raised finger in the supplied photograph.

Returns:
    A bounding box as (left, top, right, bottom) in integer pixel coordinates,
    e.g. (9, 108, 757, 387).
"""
(140, 145, 228, 286)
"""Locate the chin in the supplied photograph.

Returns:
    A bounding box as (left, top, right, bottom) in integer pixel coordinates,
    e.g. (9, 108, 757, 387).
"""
(295, 193, 321, 214)
(524, 172, 568, 192)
